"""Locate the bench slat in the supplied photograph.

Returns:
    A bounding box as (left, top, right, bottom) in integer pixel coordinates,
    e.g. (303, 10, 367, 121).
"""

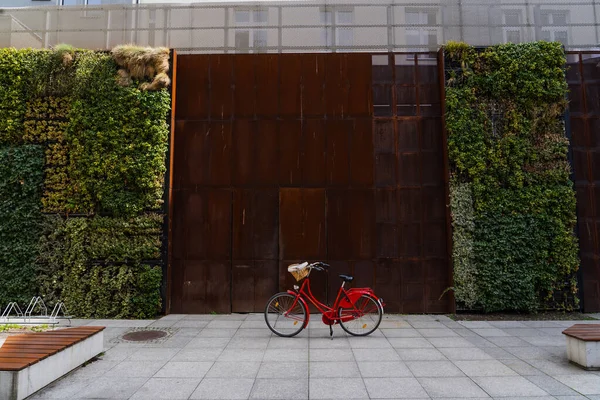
(562, 324, 600, 341)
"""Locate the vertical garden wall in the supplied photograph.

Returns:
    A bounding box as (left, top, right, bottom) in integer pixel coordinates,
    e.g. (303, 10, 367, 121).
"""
(444, 42, 579, 312)
(0, 47, 170, 318)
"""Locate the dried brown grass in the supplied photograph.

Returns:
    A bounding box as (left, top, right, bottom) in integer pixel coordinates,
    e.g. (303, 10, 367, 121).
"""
(111, 45, 170, 91)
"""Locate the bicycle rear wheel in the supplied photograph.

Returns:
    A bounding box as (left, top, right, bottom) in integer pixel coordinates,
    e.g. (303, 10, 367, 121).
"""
(338, 294, 382, 336)
(264, 292, 307, 337)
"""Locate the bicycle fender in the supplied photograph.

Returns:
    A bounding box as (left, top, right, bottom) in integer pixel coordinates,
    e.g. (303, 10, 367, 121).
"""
(287, 290, 310, 329)
(338, 288, 376, 308)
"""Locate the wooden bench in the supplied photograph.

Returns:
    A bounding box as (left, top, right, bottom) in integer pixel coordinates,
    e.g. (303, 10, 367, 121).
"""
(562, 324, 600, 370)
(0, 326, 105, 400)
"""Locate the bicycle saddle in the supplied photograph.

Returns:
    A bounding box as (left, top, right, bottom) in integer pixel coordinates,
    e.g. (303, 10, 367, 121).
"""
(339, 274, 354, 282)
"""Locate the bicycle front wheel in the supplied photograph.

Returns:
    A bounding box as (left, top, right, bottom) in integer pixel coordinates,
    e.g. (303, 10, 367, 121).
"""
(338, 294, 383, 336)
(264, 292, 307, 337)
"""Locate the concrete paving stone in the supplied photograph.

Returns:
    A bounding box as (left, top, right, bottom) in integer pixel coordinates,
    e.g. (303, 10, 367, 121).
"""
(499, 359, 545, 376)
(171, 348, 223, 362)
(206, 320, 243, 329)
(158, 336, 195, 348)
(553, 374, 600, 395)
(264, 348, 307, 362)
(190, 378, 255, 399)
(354, 348, 401, 361)
(482, 347, 518, 360)
(520, 335, 566, 347)
(310, 348, 355, 362)
(148, 320, 177, 328)
(389, 337, 434, 348)
(439, 347, 493, 360)
(379, 320, 413, 329)
(524, 374, 582, 396)
(309, 337, 351, 349)
(155, 361, 213, 378)
(181, 315, 215, 321)
(236, 328, 272, 337)
(211, 313, 248, 320)
(406, 361, 465, 377)
(348, 337, 393, 348)
(472, 376, 549, 397)
(171, 327, 201, 337)
(67, 360, 119, 378)
(87, 319, 155, 328)
(357, 361, 413, 377)
(489, 397, 554, 400)
(454, 360, 518, 377)
(417, 328, 460, 338)
(206, 361, 261, 378)
(269, 336, 309, 348)
(76, 377, 148, 399)
(453, 328, 480, 338)
(397, 348, 447, 361)
(471, 328, 510, 337)
(128, 347, 179, 361)
(310, 378, 369, 399)
(505, 346, 553, 360)
(226, 336, 270, 349)
(246, 313, 267, 321)
(538, 327, 568, 336)
(502, 328, 546, 337)
(488, 321, 528, 328)
(418, 377, 490, 398)
(403, 315, 440, 322)
(457, 321, 494, 329)
(196, 328, 238, 337)
(98, 345, 139, 362)
(440, 321, 464, 329)
(157, 314, 186, 320)
(310, 361, 361, 377)
(249, 378, 308, 399)
(410, 321, 447, 329)
(104, 361, 166, 377)
(240, 320, 268, 329)
(427, 337, 473, 348)
(554, 396, 593, 400)
(129, 378, 201, 400)
(172, 320, 210, 329)
(364, 377, 429, 398)
(586, 396, 600, 400)
(485, 336, 531, 347)
(28, 377, 93, 399)
(218, 348, 265, 361)
(522, 321, 562, 328)
(185, 337, 231, 348)
(257, 361, 309, 378)
(380, 328, 423, 338)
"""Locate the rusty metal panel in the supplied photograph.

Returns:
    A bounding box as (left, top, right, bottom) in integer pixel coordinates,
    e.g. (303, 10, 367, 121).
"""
(180, 260, 231, 314)
(278, 120, 302, 187)
(279, 55, 302, 117)
(351, 119, 374, 187)
(302, 55, 326, 117)
(210, 55, 234, 119)
(232, 260, 278, 313)
(303, 119, 327, 186)
(255, 55, 279, 117)
(175, 55, 210, 120)
(327, 190, 375, 259)
(233, 119, 254, 185)
(255, 120, 279, 186)
(176, 121, 232, 188)
(279, 189, 326, 260)
(234, 55, 256, 118)
(326, 119, 351, 185)
(325, 54, 349, 117)
(233, 189, 279, 260)
(347, 55, 373, 116)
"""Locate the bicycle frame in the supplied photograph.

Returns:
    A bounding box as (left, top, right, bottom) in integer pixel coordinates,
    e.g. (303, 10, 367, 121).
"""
(286, 276, 380, 327)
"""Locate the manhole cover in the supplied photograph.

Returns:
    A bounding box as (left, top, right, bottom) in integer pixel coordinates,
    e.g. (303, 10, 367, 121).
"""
(122, 330, 168, 342)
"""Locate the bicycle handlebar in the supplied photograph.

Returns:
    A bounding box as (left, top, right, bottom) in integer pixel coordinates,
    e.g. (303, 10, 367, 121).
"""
(310, 262, 330, 271)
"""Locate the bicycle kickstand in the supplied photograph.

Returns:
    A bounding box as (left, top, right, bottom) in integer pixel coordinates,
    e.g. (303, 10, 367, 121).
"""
(329, 324, 333, 340)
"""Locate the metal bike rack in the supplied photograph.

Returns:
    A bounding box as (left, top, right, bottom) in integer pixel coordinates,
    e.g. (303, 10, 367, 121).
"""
(0, 297, 72, 326)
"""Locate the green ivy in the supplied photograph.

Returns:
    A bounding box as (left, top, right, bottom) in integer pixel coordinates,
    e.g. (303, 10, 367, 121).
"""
(445, 41, 579, 312)
(0, 145, 44, 306)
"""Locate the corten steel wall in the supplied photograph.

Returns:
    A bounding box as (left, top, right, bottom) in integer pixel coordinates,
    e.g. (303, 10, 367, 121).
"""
(568, 52, 600, 312)
(170, 53, 451, 314)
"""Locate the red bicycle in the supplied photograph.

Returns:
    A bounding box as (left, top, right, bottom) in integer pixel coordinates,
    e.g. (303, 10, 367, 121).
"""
(264, 261, 384, 338)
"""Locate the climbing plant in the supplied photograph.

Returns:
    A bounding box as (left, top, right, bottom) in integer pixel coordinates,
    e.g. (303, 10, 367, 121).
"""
(0, 46, 170, 318)
(445, 41, 579, 312)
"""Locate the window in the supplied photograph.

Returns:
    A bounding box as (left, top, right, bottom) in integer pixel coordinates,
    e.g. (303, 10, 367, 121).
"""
(503, 10, 522, 43)
(405, 9, 439, 56)
(234, 8, 269, 52)
(320, 8, 354, 48)
(539, 10, 569, 45)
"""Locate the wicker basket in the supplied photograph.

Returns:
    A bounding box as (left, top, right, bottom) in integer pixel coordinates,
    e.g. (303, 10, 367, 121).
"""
(288, 263, 310, 281)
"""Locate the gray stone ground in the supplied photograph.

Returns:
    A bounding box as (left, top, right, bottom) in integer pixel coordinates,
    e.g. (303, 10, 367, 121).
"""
(21, 313, 600, 399)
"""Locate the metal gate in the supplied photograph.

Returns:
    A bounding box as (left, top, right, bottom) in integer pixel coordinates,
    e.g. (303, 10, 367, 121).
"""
(170, 53, 451, 313)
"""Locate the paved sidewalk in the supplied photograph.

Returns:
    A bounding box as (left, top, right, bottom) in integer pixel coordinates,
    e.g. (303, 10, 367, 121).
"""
(27, 313, 600, 400)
